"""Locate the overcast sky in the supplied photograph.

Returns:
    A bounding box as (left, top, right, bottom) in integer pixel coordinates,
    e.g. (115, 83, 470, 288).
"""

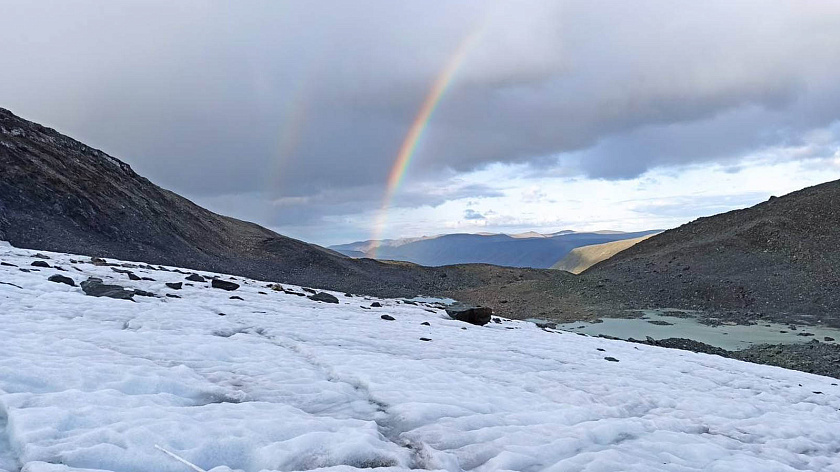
(3, 1, 840, 246)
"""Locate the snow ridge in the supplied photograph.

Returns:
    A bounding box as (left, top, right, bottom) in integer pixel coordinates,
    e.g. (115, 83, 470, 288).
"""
(1, 242, 840, 472)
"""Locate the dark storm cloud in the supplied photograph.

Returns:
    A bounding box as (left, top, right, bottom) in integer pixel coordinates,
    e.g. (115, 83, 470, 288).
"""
(2, 0, 840, 224)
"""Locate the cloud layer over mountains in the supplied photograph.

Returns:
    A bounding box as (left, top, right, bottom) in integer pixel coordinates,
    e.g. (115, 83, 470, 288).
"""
(3, 1, 840, 242)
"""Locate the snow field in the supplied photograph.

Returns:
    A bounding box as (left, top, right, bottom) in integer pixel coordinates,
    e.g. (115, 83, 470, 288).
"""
(0, 243, 839, 471)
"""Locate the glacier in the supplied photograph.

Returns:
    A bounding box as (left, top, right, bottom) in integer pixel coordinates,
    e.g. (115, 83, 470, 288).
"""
(0, 242, 838, 472)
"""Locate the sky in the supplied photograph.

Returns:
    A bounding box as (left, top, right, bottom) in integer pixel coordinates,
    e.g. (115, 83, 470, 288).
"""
(2, 1, 840, 246)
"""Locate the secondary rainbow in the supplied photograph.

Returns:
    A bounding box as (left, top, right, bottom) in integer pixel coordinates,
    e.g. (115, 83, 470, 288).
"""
(369, 32, 481, 257)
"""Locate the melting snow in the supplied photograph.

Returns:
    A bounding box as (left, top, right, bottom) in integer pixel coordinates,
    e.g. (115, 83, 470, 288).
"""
(0, 242, 839, 471)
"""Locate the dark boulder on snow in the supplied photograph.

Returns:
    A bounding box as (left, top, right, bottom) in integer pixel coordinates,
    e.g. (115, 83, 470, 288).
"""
(80, 277, 134, 300)
(165, 282, 182, 290)
(381, 314, 396, 321)
(308, 292, 339, 303)
(48, 274, 75, 286)
(31, 260, 50, 268)
(370, 302, 382, 308)
(185, 274, 206, 282)
(211, 278, 240, 291)
(445, 305, 493, 326)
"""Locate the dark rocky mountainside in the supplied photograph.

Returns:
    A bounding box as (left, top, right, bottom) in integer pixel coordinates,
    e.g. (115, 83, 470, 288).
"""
(0, 107, 571, 303)
(580, 181, 840, 325)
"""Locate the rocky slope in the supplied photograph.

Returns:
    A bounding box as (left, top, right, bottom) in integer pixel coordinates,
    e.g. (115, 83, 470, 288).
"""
(579, 181, 840, 325)
(0, 107, 570, 304)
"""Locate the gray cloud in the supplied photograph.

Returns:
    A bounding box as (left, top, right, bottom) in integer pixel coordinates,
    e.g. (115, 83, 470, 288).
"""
(463, 209, 485, 220)
(2, 0, 840, 240)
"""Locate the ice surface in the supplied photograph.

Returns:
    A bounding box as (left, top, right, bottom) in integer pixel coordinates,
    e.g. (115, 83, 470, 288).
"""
(1, 243, 839, 471)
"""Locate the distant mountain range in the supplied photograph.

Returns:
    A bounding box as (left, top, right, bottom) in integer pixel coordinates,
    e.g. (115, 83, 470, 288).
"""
(330, 230, 661, 268)
(551, 234, 657, 273)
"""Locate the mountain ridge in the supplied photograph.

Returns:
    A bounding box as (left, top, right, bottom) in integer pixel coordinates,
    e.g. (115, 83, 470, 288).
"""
(331, 230, 660, 268)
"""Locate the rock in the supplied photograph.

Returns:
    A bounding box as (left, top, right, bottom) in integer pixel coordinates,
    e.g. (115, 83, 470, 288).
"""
(165, 282, 182, 290)
(421, 322, 431, 326)
(532, 320, 557, 329)
(302, 287, 317, 294)
(604, 357, 620, 362)
(48, 274, 76, 286)
(344, 293, 353, 297)
(186, 273, 206, 282)
(381, 315, 396, 321)
(825, 337, 835, 342)
(19, 268, 30, 272)
(230, 296, 244, 300)
(31, 260, 50, 268)
(128, 272, 141, 281)
(80, 277, 134, 300)
(269, 284, 284, 292)
(211, 279, 240, 291)
(308, 292, 339, 303)
(1, 261, 17, 267)
(166, 294, 181, 298)
(133, 289, 156, 297)
(90, 257, 109, 266)
(370, 302, 382, 308)
(402, 300, 418, 305)
(33, 253, 51, 259)
(445, 304, 493, 326)
(492, 317, 502, 324)
(419, 337, 432, 342)
(596, 348, 605, 352)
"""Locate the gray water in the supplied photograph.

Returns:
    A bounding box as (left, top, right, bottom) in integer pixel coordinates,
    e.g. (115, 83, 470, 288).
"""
(553, 310, 840, 351)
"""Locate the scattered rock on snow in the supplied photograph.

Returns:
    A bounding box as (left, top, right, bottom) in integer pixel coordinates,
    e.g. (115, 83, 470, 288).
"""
(211, 279, 240, 291)
(308, 292, 339, 303)
(230, 296, 244, 300)
(604, 357, 620, 362)
(31, 260, 50, 268)
(1, 261, 17, 267)
(48, 274, 76, 286)
(445, 305, 493, 326)
(381, 315, 396, 321)
(165, 282, 183, 290)
(370, 302, 382, 308)
(186, 274, 206, 282)
(420, 337, 432, 342)
(421, 322, 431, 326)
(80, 277, 134, 300)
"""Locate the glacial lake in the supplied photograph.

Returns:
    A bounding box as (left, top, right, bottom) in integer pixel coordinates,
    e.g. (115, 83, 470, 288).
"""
(552, 310, 840, 351)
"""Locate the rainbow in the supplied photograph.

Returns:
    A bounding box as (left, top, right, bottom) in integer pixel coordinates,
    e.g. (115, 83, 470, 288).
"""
(369, 31, 481, 257)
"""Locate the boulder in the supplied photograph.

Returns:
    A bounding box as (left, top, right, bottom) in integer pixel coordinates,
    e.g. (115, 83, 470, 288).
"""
(211, 279, 240, 291)
(445, 305, 493, 326)
(31, 260, 50, 268)
(381, 315, 396, 321)
(80, 277, 134, 300)
(185, 273, 206, 282)
(165, 282, 183, 290)
(48, 274, 76, 286)
(308, 292, 339, 303)
(370, 302, 382, 308)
